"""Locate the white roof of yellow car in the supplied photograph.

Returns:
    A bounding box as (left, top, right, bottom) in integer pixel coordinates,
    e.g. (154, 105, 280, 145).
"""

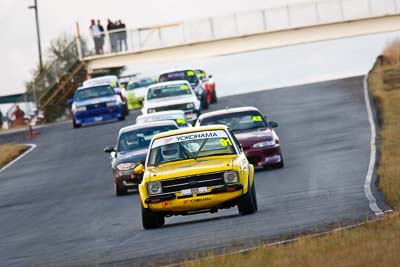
(118, 120, 178, 136)
(152, 125, 228, 140)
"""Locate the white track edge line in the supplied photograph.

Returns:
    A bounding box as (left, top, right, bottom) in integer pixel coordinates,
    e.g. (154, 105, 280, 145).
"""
(0, 144, 37, 174)
(363, 76, 384, 216)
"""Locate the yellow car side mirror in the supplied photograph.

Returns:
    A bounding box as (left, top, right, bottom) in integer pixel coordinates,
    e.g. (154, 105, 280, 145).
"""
(134, 163, 145, 174)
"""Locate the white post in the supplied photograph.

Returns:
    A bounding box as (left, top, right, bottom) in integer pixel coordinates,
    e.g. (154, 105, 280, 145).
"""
(393, 0, 398, 12)
(233, 13, 239, 36)
(181, 22, 186, 43)
(129, 30, 134, 51)
(367, 0, 373, 16)
(286, 4, 292, 27)
(32, 84, 38, 111)
(209, 18, 215, 39)
(76, 38, 83, 60)
(24, 94, 30, 121)
(262, 9, 267, 31)
(106, 31, 111, 53)
(138, 30, 142, 50)
(315, 1, 320, 23)
(158, 28, 162, 47)
(339, 0, 345, 20)
(75, 22, 83, 60)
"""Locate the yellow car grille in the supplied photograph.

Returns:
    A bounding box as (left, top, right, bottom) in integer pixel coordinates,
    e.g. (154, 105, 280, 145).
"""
(161, 172, 225, 194)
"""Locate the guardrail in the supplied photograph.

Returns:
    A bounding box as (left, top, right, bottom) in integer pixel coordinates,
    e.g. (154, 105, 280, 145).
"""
(80, 0, 400, 58)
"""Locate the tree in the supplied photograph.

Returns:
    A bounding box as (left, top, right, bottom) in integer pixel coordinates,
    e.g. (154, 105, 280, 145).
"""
(25, 33, 86, 122)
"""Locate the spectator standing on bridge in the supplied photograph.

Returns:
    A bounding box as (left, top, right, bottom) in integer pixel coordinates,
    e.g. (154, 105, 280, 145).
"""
(118, 20, 128, 51)
(107, 19, 118, 53)
(89, 19, 102, 55)
(97, 20, 105, 54)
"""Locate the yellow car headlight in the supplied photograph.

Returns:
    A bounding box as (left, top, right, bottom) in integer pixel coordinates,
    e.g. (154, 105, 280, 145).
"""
(224, 171, 238, 184)
(147, 181, 162, 195)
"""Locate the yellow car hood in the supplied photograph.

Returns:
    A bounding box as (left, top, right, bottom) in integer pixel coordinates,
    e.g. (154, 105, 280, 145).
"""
(147, 155, 237, 182)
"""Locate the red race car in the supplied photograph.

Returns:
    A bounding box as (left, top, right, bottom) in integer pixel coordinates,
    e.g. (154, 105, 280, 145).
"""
(196, 106, 284, 169)
(195, 69, 217, 104)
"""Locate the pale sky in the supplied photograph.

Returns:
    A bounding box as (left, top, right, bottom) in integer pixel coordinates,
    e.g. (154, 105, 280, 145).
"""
(0, 0, 308, 97)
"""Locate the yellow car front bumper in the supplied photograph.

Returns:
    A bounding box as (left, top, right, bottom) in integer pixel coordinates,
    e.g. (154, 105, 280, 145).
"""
(145, 184, 244, 213)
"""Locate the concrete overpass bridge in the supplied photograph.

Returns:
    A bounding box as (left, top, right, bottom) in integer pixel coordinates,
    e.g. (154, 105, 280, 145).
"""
(79, 0, 400, 75)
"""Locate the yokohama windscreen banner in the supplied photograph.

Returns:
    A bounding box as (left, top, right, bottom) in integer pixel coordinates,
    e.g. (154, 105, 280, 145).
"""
(152, 130, 228, 148)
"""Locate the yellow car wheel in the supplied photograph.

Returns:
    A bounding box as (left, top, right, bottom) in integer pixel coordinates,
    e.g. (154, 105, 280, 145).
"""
(237, 181, 257, 215)
(141, 203, 165, 229)
(251, 182, 258, 211)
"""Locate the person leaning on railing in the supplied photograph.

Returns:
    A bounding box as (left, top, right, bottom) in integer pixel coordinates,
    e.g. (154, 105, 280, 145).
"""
(107, 19, 118, 53)
(117, 20, 127, 51)
(97, 19, 105, 54)
(90, 19, 102, 55)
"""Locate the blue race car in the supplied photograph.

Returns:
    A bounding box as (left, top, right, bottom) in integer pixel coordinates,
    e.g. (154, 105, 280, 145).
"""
(71, 83, 125, 128)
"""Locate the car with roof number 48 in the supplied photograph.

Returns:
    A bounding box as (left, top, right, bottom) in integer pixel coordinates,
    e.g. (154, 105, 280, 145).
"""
(159, 69, 209, 109)
(134, 125, 257, 229)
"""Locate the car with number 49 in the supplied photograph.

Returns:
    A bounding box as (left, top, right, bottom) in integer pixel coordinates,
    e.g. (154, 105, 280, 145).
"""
(134, 125, 258, 229)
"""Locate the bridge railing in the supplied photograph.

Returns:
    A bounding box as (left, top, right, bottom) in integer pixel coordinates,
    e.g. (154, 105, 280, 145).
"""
(80, 0, 400, 58)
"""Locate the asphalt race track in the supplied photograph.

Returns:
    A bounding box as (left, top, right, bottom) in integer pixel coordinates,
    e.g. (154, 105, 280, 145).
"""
(0, 76, 389, 266)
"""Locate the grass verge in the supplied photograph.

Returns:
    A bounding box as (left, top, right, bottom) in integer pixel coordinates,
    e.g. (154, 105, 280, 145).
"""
(369, 58, 400, 209)
(177, 44, 400, 267)
(0, 144, 29, 169)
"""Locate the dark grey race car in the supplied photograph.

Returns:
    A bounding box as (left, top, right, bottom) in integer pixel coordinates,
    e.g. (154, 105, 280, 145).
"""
(104, 120, 179, 196)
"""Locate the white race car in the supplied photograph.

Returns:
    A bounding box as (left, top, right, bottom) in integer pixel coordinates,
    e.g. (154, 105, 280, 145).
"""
(141, 81, 201, 123)
(136, 110, 191, 128)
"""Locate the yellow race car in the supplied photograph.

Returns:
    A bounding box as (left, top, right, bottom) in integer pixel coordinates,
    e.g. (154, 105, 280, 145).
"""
(135, 125, 257, 229)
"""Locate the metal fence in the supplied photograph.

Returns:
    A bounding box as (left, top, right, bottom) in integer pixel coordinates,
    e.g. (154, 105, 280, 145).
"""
(81, 0, 400, 58)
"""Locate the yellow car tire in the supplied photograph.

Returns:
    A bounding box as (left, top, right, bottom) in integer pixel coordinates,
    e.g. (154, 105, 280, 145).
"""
(141, 203, 165, 229)
(237, 181, 257, 215)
